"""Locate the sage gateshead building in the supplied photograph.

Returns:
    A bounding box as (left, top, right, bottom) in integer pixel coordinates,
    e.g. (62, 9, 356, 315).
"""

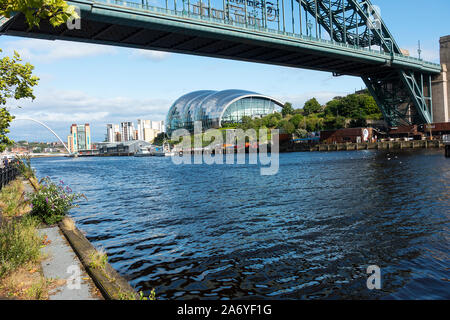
(166, 89, 284, 135)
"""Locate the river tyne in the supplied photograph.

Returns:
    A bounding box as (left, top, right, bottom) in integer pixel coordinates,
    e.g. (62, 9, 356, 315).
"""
(31, 149, 449, 299)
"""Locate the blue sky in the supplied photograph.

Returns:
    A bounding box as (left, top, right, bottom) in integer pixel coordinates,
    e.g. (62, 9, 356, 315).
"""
(2, 0, 449, 142)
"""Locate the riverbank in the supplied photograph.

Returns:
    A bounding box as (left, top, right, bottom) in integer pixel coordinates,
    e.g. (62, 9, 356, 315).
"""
(283, 139, 445, 153)
(0, 173, 141, 300)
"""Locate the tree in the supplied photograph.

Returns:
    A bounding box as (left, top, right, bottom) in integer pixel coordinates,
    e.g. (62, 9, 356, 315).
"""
(261, 113, 281, 128)
(289, 114, 304, 128)
(0, 0, 78, 29)
(154, 132, 169, 145)
(305, 115, 323, 132)
(303, 98, 322, 116)
(0, 49, 39, 151)
(281, 102, 294, 117)
(323, 92, 381, 121)
(323, 115, 346, 130)
(237, 116, 254, 130)
(277, 119, 295, 134)
(0, 1, 75, 151)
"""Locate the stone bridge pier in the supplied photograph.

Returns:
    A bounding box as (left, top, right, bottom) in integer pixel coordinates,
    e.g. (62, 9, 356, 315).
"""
(432, 35, 450, 123)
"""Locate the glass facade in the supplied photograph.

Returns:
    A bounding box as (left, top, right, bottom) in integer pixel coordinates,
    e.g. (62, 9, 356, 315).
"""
(166, 90, 283, 134)
(77, 126, 86, 150)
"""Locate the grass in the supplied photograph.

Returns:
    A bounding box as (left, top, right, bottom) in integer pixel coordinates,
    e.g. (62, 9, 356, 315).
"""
(0, 216, 42, 278)
(117, 289, 156, 300)
(0, 263, 65, 300)
(25, 277, 49, 299)
(88, 249, 108, 270)
(0, 178, 49, 300)
(0, 179, 31, 218)
(15, 156, 40, 191)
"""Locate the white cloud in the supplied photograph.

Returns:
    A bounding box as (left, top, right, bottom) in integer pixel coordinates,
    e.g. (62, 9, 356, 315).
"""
(3, 38, 117, 62)
(403, 46, 440, 63)
(8, 88, 171, 142)
(132, 49, 172, 61)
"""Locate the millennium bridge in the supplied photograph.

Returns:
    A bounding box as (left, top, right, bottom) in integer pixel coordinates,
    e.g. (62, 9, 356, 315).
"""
(0, 0, 442, 125)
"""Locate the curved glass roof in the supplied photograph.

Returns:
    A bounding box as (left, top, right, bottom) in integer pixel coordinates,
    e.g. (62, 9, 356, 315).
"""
(166, 89, 284, 133)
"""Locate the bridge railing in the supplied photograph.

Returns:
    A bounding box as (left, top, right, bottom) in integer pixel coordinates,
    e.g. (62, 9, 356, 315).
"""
(90, 0, 441, 69)
(97, 0, 391, 53)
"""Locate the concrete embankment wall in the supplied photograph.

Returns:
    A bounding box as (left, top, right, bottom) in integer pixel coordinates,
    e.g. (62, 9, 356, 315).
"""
(309, 140, 444, 152)
(19, 177, 139, 300)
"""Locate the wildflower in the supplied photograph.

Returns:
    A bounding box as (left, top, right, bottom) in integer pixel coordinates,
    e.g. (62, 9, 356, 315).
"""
(45, 197, 48, 203)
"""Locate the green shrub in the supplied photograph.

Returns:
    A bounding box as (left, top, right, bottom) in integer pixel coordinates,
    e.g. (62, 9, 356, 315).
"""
(0, 179, 30, 217)
(15, 155, 36, 180)
(29, 177, 85, 225)
(0, 217, 42, 277)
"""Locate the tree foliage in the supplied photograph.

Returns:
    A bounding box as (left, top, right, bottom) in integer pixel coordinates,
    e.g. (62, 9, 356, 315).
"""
(0, 0, 78, 28)
(281, 102, 294, 117)
(231, 90, 382, 138)
(0, 1, 76, 151)
(289, 114, 305, 128)
(324, 93, 380, 119)
(303, 98, 322, 116)
(276, 119, 295, 134)
(0, 49, 39, 151)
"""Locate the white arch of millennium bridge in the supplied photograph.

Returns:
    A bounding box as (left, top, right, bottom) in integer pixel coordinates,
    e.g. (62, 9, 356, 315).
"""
(13, 118, 71, 155)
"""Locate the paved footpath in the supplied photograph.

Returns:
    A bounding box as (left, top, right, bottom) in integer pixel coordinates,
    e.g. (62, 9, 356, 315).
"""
(22, 179, 101, 300)
(39, 226, 102, 300)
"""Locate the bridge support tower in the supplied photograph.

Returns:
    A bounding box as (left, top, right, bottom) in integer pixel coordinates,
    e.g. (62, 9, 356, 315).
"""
(432, 35, 450, 123)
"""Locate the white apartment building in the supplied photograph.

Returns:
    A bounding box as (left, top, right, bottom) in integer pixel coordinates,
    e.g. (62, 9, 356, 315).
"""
(137, 119, 165, 143)
(106, 123, 122, 142)
(107, 120, 164, 143)
(120, 122, 135, 142)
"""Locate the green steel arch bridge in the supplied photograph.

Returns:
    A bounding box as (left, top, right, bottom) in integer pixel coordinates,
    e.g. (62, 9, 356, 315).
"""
(0, 0, 442, 126)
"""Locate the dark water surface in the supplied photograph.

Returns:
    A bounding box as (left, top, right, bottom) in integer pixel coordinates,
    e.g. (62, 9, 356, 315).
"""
(31, 150, 449, 299)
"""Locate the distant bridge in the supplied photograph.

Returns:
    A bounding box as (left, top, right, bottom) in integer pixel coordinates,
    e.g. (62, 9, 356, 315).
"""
(14, 118, 72, 154)
(0, 0, 442, 126)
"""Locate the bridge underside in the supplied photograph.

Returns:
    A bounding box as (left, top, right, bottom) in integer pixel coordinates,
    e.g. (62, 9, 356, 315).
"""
(0, 1, 440, 126)
(1, 13, 393, 76)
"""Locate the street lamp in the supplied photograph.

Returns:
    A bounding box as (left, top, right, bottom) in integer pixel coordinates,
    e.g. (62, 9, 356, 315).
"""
(418, 40, 422, 60)
(307, 22, 313, 37)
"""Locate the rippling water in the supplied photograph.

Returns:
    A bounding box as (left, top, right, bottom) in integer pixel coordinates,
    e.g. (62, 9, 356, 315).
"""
(31, 150, 450, 299)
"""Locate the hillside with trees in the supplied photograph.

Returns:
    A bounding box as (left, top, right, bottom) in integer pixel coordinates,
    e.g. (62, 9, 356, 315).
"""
(235, 90, 383, 138)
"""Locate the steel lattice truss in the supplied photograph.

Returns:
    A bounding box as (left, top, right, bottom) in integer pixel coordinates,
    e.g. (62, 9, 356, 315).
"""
(298, 0, 433, 125)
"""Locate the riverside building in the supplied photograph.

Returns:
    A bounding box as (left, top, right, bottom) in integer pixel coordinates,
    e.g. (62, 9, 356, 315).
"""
(166, 89, 284, 135)
(106, 120, 165, 143)
(67, 123, 91, 153)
